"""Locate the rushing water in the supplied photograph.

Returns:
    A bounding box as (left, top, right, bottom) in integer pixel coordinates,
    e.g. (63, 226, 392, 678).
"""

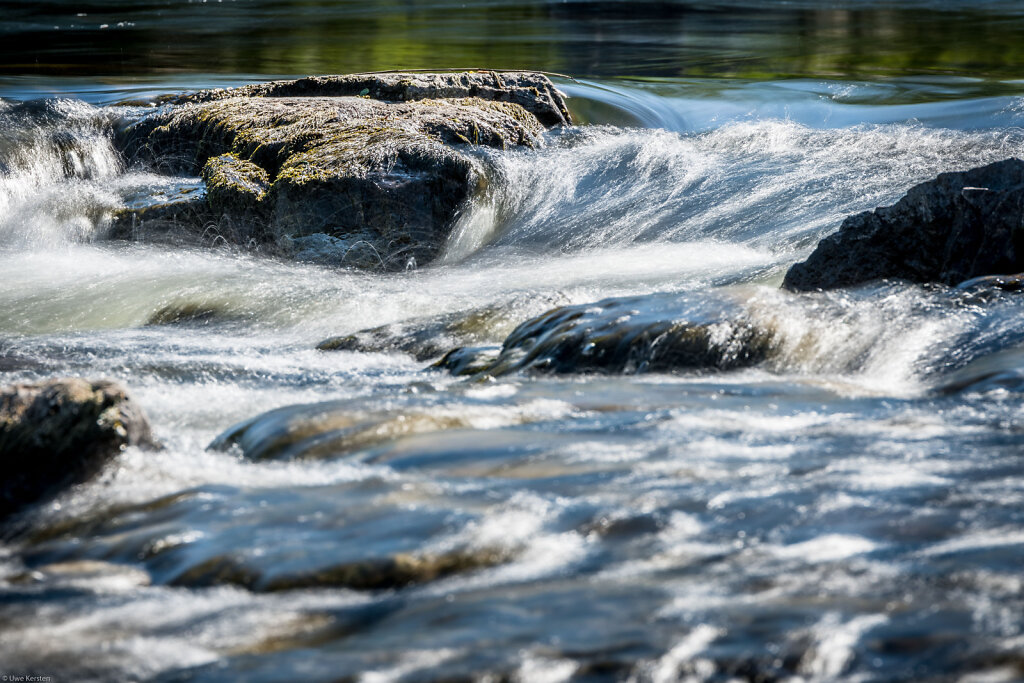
(3, 2, 1024, 682)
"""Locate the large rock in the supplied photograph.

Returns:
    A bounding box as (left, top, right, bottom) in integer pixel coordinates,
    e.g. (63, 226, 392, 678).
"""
(166, 71, 571, 127)
(783, 158, 1024, 291)
(113, 72, 571, 269)
(437, 295, 777, 377)
(0, 379, 153, 519)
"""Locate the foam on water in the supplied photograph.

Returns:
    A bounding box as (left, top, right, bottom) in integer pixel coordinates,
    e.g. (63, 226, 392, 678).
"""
(0, 98, 124, 246)
(2, 77, 1024, 680)
(445, 112, 1024, 262)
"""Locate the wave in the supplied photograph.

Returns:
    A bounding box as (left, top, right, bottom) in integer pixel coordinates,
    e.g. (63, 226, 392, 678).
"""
(444, 118, 1024, 263)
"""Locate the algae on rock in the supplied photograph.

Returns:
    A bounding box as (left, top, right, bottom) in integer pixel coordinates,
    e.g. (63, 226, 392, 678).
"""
(114, 72, 571, 269)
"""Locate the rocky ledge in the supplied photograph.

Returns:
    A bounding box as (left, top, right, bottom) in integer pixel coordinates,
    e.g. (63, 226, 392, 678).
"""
(0, 378, 153, 519)
(113, 71, 571, 269)
(784, 158, 1024, 291)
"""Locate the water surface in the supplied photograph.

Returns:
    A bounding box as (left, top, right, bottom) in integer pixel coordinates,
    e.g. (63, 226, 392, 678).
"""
(2, 2, 1024, 681)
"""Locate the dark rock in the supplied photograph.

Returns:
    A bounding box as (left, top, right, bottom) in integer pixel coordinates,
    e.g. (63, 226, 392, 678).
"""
(107, 198, 215, 244)
(444, 296, 777, 377)
(169, 547, 506, 592)
(317, 294, 569, 360)
(432, 346, 503, 376)
(783, 158, 1024, 291)
(317, 319, 462, 361)
(282, 232, 383, 269)
(115, 72, 570, 269)
(145, 301, 234, 326)
(0, 379, 154, 519)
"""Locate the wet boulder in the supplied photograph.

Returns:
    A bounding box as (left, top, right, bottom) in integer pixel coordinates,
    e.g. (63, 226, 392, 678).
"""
(0, 378, 153, 519)
(783, 158, 1024, 291)
(433, 346, 503, 376)
(443, 295, 778, 377)
(316, 293, 570, 361)
(114, 72, 571, 269)
(170, 547, 506, 592)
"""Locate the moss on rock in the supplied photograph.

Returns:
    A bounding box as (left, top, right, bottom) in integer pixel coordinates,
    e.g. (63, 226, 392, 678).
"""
(115, 72, 570, 269)
(202, 153, 270, 216)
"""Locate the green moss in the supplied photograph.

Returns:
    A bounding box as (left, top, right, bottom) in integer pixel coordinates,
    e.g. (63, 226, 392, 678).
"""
(121, 74, 561, 268)
(202, 153, 270, 215)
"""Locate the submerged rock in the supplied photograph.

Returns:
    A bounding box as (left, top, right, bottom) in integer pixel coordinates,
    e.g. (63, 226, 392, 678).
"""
(0, 379, 153, 519)
(209, 398, 497, 463)
(170, 547, 506, 592)
(946, 271, 1024, 308)
(145, 300, 237, 327)
(317, 294, 569, 361)
(440, 295, 778, 377)
(783, 158, 1024, 291)
(956, 272, 1024, 292)
(115, 72, 570, 268)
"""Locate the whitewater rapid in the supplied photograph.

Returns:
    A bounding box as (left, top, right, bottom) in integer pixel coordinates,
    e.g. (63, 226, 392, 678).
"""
(2, 78, 1024, 681)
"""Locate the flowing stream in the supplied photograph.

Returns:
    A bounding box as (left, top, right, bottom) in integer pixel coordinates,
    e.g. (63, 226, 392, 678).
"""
(3, 2, 1024, 681)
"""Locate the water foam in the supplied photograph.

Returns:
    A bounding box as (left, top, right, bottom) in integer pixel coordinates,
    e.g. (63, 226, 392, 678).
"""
(0, 98, 123, 246)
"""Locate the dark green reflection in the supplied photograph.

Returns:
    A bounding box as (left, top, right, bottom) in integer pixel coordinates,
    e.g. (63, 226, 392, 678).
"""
(2, 1, 1024, 83)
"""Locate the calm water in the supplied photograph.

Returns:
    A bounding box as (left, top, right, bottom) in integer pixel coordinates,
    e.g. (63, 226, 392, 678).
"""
(3, 2, 1024, 681)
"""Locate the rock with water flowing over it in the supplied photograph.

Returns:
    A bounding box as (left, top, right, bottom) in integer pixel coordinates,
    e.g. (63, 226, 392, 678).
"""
(437, 295, 778, 377)
(316, 293, 570, 361)
(113, 72, 571, 269)
(783, 158, 1024, 291)
(169, 547, 507, 592)
(0, 378, 153, 519)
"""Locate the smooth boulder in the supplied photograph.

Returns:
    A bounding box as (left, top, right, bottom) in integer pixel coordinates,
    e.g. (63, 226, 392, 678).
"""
(0, 378, 153, 519)
(783, 158, 1024, 291)
(437, 295, 777, 377)
(113, 72, 571, 269)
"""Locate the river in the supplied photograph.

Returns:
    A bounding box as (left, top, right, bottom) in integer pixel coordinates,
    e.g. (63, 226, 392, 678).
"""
(2, 1, 1024, 681)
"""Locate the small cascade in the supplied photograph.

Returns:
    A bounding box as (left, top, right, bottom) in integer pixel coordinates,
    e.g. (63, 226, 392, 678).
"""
(0, 98, 123, 247)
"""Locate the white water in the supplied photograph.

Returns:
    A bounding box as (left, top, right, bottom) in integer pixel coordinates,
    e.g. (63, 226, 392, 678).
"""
(1, 79, 1024, 681)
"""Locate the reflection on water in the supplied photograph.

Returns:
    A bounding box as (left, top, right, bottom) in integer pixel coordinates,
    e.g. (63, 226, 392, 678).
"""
(4, 0, 1024, 84)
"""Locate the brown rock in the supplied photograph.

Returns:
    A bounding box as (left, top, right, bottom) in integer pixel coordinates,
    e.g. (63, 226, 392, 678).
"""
(0, 378, 154, 519)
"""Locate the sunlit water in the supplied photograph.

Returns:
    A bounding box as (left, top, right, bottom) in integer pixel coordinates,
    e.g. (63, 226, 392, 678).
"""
(3, 2, 1024, 682)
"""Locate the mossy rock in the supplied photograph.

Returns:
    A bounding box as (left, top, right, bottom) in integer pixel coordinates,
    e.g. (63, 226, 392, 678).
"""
(202, 153, 269, 217)
(115, 72, 571, 269)
(170, 71, 571, 128)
